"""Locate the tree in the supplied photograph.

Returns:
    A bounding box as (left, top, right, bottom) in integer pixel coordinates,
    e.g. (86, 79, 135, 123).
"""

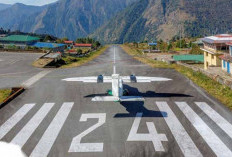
(43, 35, 53, 42)
(77, 49, 82, 54)
(62, 37, 69, 41)
(168, 43, 173, 50)
(189, 44, 203, 54)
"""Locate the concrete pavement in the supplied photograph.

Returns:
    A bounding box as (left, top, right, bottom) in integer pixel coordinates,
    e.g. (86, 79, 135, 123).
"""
(0, 46, 232, 157)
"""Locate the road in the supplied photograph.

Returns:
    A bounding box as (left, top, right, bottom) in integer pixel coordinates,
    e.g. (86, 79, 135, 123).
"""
(0, 46, 232, 157)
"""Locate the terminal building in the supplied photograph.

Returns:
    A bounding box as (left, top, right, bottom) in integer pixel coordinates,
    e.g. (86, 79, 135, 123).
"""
(201, 34, 232, 70)
(0, 35, 66, 52)
(0, 35, 40, 48)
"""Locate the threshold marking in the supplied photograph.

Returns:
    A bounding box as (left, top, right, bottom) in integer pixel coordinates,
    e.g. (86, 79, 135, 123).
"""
(156, 102, 202, 157)
(21, 70, 51, 87)
(30, 102, 73, 157)
(195, 102, 232, 138)
(11, 103, 54, 147)
(0, 104, 35, 139)
(176, 102, 232, 157)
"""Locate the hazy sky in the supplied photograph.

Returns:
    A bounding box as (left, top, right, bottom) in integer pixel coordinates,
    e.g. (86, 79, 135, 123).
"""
(0, 0, 58, 6)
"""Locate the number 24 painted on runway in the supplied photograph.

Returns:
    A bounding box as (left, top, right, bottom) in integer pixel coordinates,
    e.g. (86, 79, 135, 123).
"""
(68, 113, 167, 152)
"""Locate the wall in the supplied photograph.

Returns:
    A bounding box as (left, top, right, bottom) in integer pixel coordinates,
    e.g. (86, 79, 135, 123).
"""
(204, 51, 221, 69)
(221, 60, 232, 74)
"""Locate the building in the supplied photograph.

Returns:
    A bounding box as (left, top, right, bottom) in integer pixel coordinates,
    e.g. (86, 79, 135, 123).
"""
(74, 43, 92, 48)
(64, 40, 74, 47)
(0, 35, 40, 48)
(148, 43, 157, 46)
(219, 42, 232, 74)
(201, 34, 232, 70)
(31, 42, 66, 52)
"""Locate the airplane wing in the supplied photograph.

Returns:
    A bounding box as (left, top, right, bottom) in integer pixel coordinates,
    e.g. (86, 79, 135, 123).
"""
(120, 76, 172, 83)
(62, 76, 112, 83)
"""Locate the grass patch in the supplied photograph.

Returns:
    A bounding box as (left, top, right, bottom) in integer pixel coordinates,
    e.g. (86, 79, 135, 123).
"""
(60, 46, 109, 68)
(0, 89, 11, 103)
(121, 44, 232, 110)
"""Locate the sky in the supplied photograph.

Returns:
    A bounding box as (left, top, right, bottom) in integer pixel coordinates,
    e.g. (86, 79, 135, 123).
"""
(0, 0, 58, 6)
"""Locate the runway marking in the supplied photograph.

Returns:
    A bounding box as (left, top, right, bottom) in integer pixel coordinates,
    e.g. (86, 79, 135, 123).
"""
(11, 103, 55, 147)
(127, 113, 168, 152)
(176, 102, 232, 157)
(0, 104, 35, 139)
(195, 102, 232, 139)
(69, 113, 106, 152)
(30, 102, 73, 157)
(21, 70, 51, 87)
(113, 46, 116, 74)
(156, 102, 202, 157)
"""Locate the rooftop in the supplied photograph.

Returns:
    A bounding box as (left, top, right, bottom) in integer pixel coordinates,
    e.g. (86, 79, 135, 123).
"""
(202, 34, 232, 44)
(64, 41, 74, 44)
(31, 42, 65, 48)
(74, 43, 92, 47)
(173, 55, 204, 62)
(0, 35, 40, 42)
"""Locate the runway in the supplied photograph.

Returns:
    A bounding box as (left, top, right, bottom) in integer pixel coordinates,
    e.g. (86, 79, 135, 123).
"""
(0, 46, 231, 157)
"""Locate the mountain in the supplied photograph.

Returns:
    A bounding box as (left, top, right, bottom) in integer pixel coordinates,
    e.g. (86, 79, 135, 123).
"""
(0, 3, 11, 11)
(91, 0, 232, 43)
(0, 3, 47, 31)
(0, 0, 138, 40)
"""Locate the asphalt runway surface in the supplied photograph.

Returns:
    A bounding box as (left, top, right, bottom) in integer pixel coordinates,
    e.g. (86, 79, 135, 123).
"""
(0, 52, 43, 88)
(0, 46, 232, 157)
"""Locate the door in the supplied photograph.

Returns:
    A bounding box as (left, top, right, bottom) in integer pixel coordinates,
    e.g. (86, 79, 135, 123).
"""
(227, 62, 230, 74)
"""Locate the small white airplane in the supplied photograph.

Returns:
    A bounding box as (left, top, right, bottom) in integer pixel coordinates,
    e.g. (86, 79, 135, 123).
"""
(62, 67, 172, 102)
(63, 46, 172, 102)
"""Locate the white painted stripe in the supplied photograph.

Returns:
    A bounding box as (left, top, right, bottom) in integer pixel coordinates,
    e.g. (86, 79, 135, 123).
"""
(21, 70, 50, 87)
(11, 103, 54, 147)
(176, 102, 232, 157)
(156, 102, 202, 157)
(195, 102, 232, 138)
(30, 102, 73, 157)
(0, 104, 35, 139)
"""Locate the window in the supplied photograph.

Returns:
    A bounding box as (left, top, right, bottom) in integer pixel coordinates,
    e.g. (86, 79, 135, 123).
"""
(211, 55, 214, 59)
(223, 60, 226, 68)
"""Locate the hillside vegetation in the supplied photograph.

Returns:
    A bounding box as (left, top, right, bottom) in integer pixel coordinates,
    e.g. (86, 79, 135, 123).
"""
(92, 0, 232, 43)
(0, 0, 138, 40)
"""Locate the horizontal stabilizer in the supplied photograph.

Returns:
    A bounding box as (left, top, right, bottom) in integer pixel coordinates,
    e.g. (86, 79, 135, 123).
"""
(91, 96, 144, 102)
(92, 96, 119, 101)
(119, 96, 145, 101)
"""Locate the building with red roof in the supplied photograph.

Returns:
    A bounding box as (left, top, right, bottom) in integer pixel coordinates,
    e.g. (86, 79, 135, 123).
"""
(74, 43, 92, 48)
(64, 41, 74, 44)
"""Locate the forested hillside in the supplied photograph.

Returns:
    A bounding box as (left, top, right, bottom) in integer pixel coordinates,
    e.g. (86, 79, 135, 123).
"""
(92, 0, 232, 43)
(0, 0, 138, 40)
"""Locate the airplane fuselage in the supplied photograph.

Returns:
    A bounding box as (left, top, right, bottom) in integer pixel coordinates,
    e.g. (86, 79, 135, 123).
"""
(112, 74, 124, 97)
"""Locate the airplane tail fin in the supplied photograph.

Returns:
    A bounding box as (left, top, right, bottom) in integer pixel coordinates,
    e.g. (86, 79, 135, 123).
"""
(91, 96, 144, 102)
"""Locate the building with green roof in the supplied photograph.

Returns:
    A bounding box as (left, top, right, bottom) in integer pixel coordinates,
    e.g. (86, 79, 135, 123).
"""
(173, 55, 204, 63)
(0, 35, 40, 48)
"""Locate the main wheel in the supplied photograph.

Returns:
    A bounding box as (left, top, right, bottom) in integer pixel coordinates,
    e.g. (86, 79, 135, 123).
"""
(123, 89, 129, 96)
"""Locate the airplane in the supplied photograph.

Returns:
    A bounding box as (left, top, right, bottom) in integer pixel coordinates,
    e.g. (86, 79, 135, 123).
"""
(62, 67, 172, 102)
(62, 46, 172, 102)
